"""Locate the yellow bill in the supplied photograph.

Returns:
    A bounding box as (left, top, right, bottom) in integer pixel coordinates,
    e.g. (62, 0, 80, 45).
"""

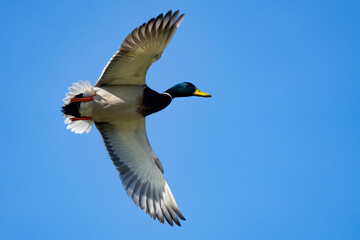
(194, 88, 212, 98)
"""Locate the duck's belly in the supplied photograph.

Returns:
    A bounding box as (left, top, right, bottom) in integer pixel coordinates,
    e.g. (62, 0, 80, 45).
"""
(80, 86, 145, 122)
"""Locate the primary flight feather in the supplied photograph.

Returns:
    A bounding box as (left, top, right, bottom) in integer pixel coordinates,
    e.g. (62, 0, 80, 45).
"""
(61, 10, 211, 226)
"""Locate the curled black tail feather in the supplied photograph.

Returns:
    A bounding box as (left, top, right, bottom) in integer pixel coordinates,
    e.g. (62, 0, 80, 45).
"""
(61, 93, 82, 117)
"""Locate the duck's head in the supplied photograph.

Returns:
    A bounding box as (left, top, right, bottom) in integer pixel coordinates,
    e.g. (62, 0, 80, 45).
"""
(165, 82, 211, 98)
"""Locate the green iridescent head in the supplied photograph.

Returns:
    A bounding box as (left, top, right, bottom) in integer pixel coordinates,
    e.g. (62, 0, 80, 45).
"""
(165, 82, 211, 98)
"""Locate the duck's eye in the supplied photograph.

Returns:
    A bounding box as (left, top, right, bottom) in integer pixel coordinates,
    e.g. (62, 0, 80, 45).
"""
(185, 83, 190, 87)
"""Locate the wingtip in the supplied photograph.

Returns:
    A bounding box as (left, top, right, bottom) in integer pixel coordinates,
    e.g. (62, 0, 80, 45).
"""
(176, 209, 186, 221)
(173, 218, 181, 227)
(164, 10, 172, 18)
(165, 217, 174, 226)
(175, 13, 185, 28)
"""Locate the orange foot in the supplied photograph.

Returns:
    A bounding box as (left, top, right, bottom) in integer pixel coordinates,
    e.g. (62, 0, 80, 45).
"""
(70, 94, 96, 102)
(71, 117, 93, 121)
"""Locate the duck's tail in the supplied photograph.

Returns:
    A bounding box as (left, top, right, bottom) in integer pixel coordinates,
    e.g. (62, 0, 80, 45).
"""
(62, 80, 95, 134)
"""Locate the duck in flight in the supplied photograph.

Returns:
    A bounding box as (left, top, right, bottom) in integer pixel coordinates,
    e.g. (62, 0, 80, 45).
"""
(61, 10, 211, 226)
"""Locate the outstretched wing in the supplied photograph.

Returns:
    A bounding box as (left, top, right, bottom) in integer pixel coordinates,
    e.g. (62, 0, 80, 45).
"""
(95, 118, 185, 226)
(95, 10, 185, 87)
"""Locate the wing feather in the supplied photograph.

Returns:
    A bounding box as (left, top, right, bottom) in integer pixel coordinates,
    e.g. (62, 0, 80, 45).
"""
(95, 10, 184, 87)
(131, 180, 141, 206)
(161, 199, 173, 226)
(95, 118, 185, 226)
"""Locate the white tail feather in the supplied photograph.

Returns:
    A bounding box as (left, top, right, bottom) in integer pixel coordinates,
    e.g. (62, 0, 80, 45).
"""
(65, 116, 94, 134)
(63, 80, 95, 104)
(63, 80, 95, 134)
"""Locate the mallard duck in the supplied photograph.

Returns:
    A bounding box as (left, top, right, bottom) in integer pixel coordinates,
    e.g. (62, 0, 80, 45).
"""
(61, 10, 211, 226)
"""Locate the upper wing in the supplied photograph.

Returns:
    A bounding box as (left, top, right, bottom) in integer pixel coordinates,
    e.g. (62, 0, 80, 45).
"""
(95, 118, 185, 226)
(95, 10, 185, 87)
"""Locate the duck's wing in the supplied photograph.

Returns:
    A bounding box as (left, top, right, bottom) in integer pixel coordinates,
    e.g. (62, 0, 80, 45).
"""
(95, 10, 185, 87)
(95, 118, 185, 226)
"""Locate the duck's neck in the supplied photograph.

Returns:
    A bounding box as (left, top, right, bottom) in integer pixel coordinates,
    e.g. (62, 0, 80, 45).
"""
(162, 92, 173, 100)
(164, 87, 178, 98)
(139, 86, 172, 117)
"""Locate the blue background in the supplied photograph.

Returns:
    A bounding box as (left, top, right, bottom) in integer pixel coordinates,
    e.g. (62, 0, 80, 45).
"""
(1, 0, 359, 239)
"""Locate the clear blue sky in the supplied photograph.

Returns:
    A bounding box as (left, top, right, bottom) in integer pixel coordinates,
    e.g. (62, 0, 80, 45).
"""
(1, 0, 359, 239)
